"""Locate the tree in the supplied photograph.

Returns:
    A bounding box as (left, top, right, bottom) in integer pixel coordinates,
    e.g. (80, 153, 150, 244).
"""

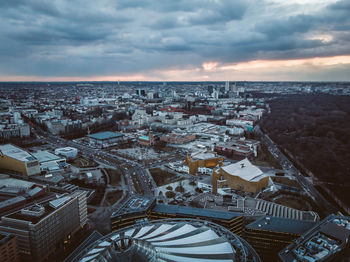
(165, 191, 176, 198)
(175, 185, 185, 193)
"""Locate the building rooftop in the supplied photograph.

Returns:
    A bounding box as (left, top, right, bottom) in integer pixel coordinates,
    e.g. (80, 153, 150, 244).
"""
(111, 197, 155, 218)
(0, 177, 35, 189)
(33, 150, 62, 163)
(246, 216, 317, 235)
(4, 195, 73, 224)
(221, 158, 264, 182)
(55, 147, 77, 153)
(279, 214, 350, 261)
(152, 204, 242, 220)
(32, 174, 64, 184)
(90, 131, 123, 140)
(320, 222, 350, 242)
(0, 144, 36, 162)
(76, 219, 261, 262)
(49, 196, 71, 209)
(191, 152, 218, 160)
(0, 196, 26, 210)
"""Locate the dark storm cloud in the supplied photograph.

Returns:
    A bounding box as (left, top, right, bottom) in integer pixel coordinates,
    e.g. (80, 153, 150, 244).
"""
(328, 0, 350, 11)
(255, 15, 315, 39)
(186, 0, 247, 25)
(0, 0, 349, 78)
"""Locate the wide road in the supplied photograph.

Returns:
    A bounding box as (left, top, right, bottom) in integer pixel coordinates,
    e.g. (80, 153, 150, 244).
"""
(33, 124, 156, 199)
(254, 125, 336, 216)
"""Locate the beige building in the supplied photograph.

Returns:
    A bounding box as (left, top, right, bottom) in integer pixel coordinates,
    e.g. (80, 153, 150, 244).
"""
(0, 144, 40, 176)
(187, 151, 224, 175)
(213, 158, 269, 194)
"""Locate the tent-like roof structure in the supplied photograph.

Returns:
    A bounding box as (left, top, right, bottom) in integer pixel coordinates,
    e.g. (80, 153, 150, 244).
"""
(221, 158, 264, 182)
(77, 219, 261, 262)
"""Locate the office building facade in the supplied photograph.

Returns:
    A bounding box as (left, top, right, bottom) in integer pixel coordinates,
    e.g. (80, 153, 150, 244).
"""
(0, 193, 86, 261)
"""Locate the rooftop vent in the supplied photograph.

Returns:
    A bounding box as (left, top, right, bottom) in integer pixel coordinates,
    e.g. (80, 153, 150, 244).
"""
(21, 204, 45, 217)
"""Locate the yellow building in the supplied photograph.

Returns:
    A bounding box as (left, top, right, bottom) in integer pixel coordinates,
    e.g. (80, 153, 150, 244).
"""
(213, 158, 269, 194)
(187, 151, 224, 175)
(0, 144, 40, 176)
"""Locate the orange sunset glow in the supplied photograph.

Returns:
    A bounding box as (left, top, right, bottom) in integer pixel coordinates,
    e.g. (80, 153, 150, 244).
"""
(2, 55, 349, 82)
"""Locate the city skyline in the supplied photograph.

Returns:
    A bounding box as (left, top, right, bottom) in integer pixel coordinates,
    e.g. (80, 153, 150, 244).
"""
(1, 0, 350, 81)
(0, 80, 349, 261)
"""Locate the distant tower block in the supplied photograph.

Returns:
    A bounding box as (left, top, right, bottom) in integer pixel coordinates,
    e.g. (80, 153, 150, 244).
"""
(225, 81, 230, 92)
(231, 82, 237, 91)
(212, 90, 219, 99)
(87, 126, 91, 144)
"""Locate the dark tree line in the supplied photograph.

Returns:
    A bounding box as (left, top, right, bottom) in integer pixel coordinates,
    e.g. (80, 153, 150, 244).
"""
(260, 94, 350, 204)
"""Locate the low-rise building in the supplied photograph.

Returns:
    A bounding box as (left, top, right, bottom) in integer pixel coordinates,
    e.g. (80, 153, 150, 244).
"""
(0, 124, 30, 139)
(215, 138, 260, 159)
(89, 131, 124, 148)
(226, 118, 255, 131)
(213, 158, 269, 194)
(0, 144, 40, 176)
(186, 151, 224, 175)
(32, 150, 66, 172)
(160, 132, 196, 144)
(138, 132, 155, 146)
(55, 147, 78, 159)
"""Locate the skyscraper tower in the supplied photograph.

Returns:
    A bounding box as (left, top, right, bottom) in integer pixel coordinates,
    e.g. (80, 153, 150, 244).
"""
(225, 81, 230, 92)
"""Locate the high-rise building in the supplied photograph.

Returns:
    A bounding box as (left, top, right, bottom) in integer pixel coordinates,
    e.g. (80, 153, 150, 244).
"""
(207, 85, 214, 95)
(0, 192, 87, 261)
(212, 90, 219, 99)
(225, 81, 230, 92)
(136, 88, 146, 97)
(72, 190, 88, 228)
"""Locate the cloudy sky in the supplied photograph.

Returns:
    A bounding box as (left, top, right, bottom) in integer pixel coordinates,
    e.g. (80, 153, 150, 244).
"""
(0, 0, 350, 81)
